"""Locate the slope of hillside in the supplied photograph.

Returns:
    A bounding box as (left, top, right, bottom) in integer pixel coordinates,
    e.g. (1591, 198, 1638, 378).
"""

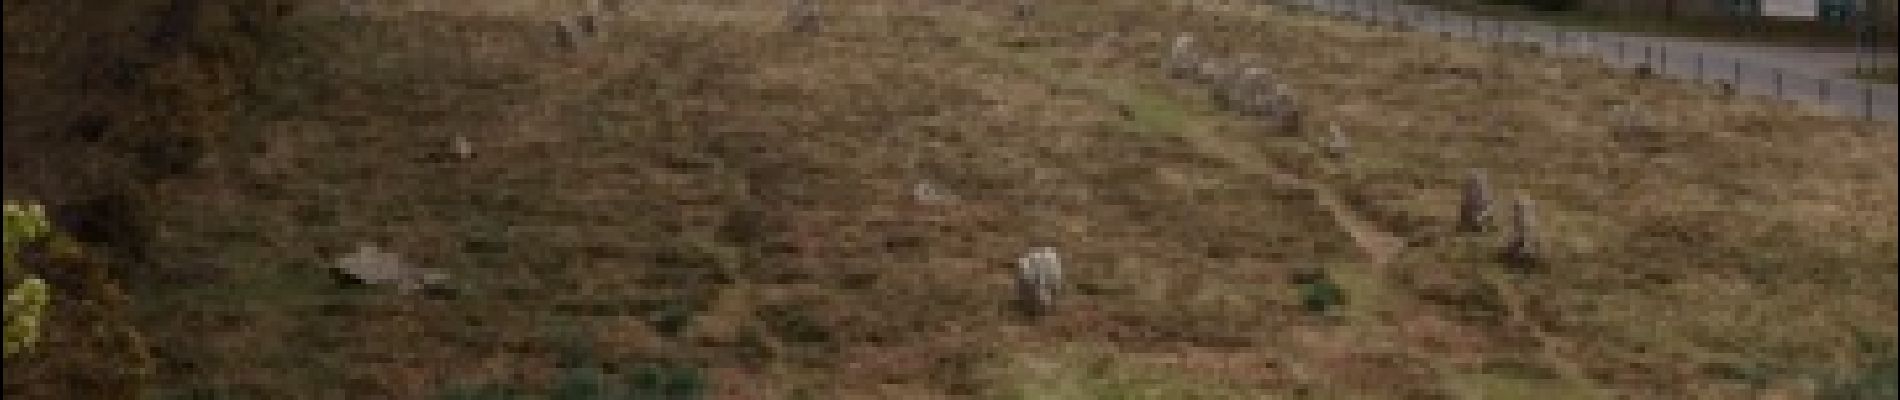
(8, 0, 1893, 399)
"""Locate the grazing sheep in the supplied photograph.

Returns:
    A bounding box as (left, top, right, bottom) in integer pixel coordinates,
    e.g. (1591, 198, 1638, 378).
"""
(1016, 246, 1063, 317)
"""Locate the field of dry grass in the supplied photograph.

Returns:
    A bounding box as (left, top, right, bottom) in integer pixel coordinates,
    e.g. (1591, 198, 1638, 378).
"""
(6, 0, 1895, 399)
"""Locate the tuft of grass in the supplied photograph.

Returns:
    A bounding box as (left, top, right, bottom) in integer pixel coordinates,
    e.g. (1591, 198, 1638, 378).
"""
(982, 343, 1269, 400)
(1442, 372, 1602, 400)
(1819, 357, 1899, 400)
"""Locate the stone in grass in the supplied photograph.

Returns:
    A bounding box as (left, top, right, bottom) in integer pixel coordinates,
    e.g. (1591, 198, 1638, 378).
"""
(1632, 63, 1658, 78)
(1213, 67, 1260, 111)
(1229, 68, 1297, 121)
(1320, 124, 1350, 160)
(1192, 60, 1236, 87)
(1266, 83, 1303, 135)
(912, 180, 956, 204)
(1456, 168, 1494, 233)
(1610, 103, 1650, 135)
(575, 14, 600, 39)
(1499, 194, 1539, 268)
(788, 0, 819, 34)
(421, 135, 474, 163)
(1608, 103, 1665, 154)
(331, 243, 450, 295)
(1015, 246, 1063, 318)
(1168, 35, 1199, 80)
(554, 19, 582, 51)
(453, 134, 474, 160)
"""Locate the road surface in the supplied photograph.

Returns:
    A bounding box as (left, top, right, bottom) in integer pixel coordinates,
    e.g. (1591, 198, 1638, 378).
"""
(1278, 0, 1900, 124)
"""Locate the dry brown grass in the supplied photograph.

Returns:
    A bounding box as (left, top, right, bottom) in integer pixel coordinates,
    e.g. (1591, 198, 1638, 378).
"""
(8, 0, 1893, 399)
(1034, 1, 1897, 398)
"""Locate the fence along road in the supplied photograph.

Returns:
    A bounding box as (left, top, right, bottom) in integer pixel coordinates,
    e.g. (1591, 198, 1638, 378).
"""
(1275, 0, 1900, 124)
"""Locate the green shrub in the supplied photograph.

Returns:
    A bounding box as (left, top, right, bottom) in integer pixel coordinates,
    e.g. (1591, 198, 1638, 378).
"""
(5, 201, 53, 357)
(1293, 267, 1346, 315)
(5, 277, 50, 356)
(1820, 357, 1900, 400)
(436, 364, 708, 400)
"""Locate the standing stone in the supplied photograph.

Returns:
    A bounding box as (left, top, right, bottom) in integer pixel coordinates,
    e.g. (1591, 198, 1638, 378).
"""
(577, 14, 599, 38)
(1268, 83, 1301, 134)
(789, 0, 819, 34)
(452, 134, 474, 160)
(1501, 194, 1539, 265)
(331, 243, 451, 294)
(1168, 35, 1198, 80)
(554, 19, 580, 51)
(1321, 124, 1350, 159)
(1192, 60, 1234, 86)
(1229, 67, 1281, 117)
(913, 180, 955, 204)
(1456, 168, 1493, 233)
(1015, 246, 1063, 317)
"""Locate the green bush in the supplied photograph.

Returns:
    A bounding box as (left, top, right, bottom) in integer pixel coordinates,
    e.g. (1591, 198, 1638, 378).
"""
(435, 364, 708, 400)
(1293, 267, 1346, 315)
(1819, 357, 1899, 400)
(5, 201, 53, 357)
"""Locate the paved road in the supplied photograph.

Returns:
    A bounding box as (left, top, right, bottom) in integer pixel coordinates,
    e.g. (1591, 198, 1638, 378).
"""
(1277, 0, 1900, 124)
